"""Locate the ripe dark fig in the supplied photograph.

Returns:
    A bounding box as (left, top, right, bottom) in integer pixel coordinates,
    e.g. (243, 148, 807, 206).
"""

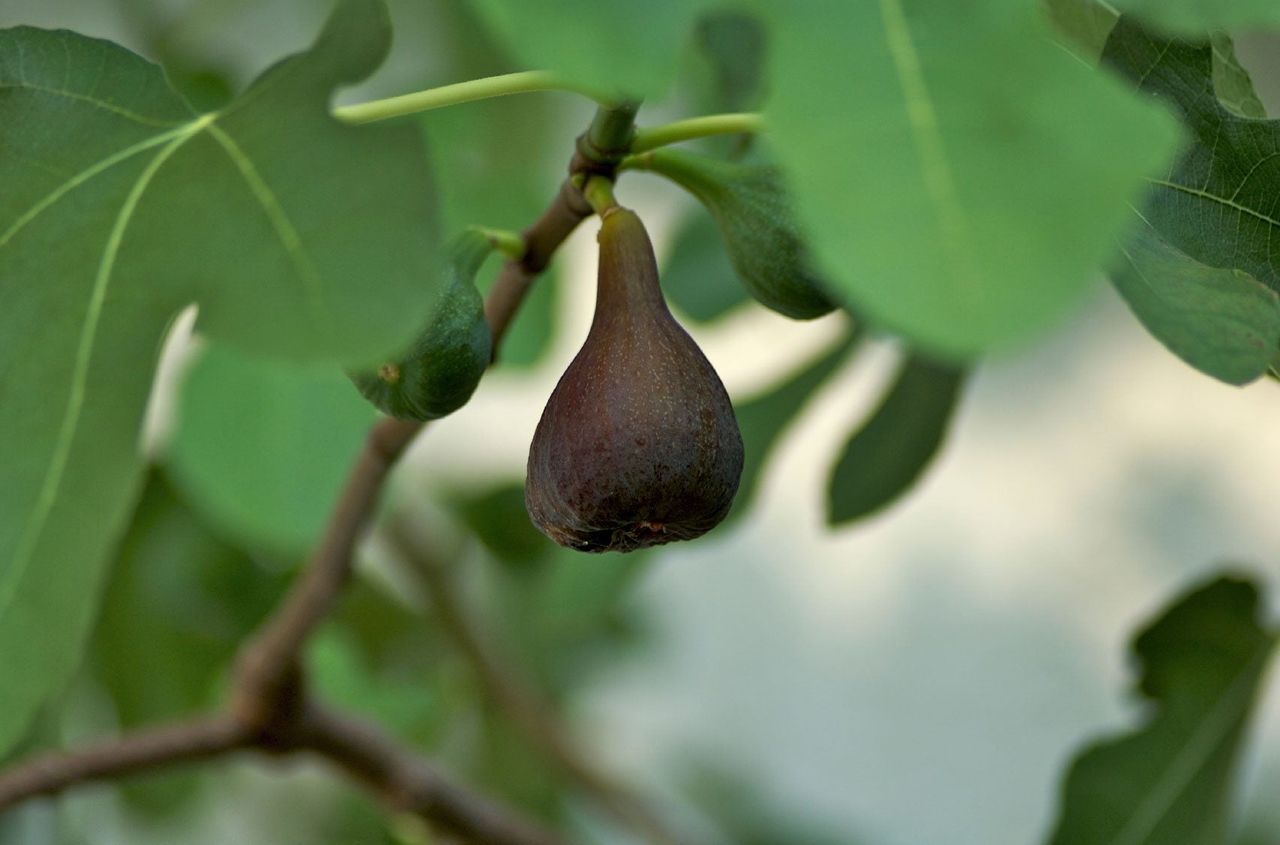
(638, 148, 838, 320)
(350, 230, 492, 421)
(525, 207, 744, 553)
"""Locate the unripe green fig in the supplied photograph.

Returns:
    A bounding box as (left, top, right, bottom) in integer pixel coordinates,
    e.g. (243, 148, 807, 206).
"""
(639, 149, 837, 320)
(525, 207, 744, 553)
(350, 230, 492, 421)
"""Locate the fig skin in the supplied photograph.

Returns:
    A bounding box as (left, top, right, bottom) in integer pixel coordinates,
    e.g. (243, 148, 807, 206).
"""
(350, 230, 492, 421)
(525, 207, 744, 553)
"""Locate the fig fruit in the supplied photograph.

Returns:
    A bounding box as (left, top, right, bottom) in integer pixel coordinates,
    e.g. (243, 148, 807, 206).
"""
(350, 230, 492, 421)
(525, 207, 744, 553)
(639, 149, 837, 320)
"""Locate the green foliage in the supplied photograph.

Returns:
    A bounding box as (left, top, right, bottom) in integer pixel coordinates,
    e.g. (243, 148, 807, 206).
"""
(1210, 34, 1267, 121)
(685, 764, 859, 845)
(1044, 0, 1118, 63)
(1104, 19, 1280, 299)
(447, 482, 648, 689)
(1107, 0, 1280, 33)
(731, 328, 860, 521)
(310, 627, 440, 742)
(1048, 575, 1278, 845)
(661, 211, 750, 323)
(465, 0, 699, 98)
(637, 148, 838, 319)
(827, 354, 965, 526)
(350, 230, 494, 421)
(88, 471, 287, 814)
(167, 341, 375, 554)
(766, 0, 1181, 355)
(0, 0, 436, 756)
(691, 9, 769, 115)
(1110, 218, 1280, 385)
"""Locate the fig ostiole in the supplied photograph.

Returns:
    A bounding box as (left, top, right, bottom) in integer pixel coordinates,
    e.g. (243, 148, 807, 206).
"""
(639, 148, 838, 320)
(525, 206, 744, 553)
(350, 229, 493, 421)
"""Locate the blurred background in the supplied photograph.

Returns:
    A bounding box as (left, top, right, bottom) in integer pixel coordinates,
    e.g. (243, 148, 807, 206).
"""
(3, 1, 1280, 843)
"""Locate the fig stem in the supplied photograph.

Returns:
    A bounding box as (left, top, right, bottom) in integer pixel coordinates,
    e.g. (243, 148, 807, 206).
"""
(628, 112, 765, 154)
(582, 175, 619, 216)
(333, 71, 611, 124)
(470, 226, 527, 260)
(580, 100, 642, 165)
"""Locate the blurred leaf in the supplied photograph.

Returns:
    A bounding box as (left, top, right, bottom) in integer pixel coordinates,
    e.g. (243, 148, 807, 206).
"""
(1110, 216, 1280, 385)
(166, 341, 375, 554)
(469, 705, 568, 822)
(662, 211, 750, 323)
(1048, 574, 1278, 845)
(684, 763, 860, 845)
(731, 328, 859, 521)
(451, 484, 554, 568)
(766, 0, 1180, 355)
(692, 9, 768, 113)
(1103, 19, 1280, 297)
(89, 470, 286, 815)
(310, 627, 440, 742)
(1211, 34, 1266, 120)
(1108, 0, 1280, 33)
(0, 0, 438, 754)
(1044, 0, 1117, 63)
(827, 354, 965, 526)
(465, 0, 700, 98)
(446, 480, 650, 690)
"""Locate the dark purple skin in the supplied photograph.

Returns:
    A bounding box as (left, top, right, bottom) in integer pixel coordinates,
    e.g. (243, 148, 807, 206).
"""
(525, 207, 744, 553)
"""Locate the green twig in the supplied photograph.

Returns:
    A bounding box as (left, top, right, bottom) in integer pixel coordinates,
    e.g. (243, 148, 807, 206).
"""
(470, 226, 526, 261)
(579, 100, 642, 165)
(582, 176, 618, 216)
(629, 113, 765, 154)
(334, 71, 607, 125)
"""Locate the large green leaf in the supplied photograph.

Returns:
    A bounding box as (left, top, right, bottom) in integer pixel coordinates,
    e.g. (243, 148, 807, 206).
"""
(464, 0, 701, 98)
(826, 354, 965, 526)
(166, 341, 375, 554)
(766, 0, 1181, 356)
(1110, 216, 1280, 385)
(1108, 0, 1280, 33)
(1048, 574, 1278, 845)
(1103, 19, 1280, 297)
(0, 0, 437, 753)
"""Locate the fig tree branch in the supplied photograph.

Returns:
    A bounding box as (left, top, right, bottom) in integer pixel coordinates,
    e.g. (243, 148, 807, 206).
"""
(0, 716, 251, 805)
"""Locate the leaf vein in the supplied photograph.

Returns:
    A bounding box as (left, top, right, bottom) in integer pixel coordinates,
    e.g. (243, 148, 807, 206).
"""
(205, 122, 329, 330)
(0, 114, 213, 617)
(0, 80, 182, 128)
